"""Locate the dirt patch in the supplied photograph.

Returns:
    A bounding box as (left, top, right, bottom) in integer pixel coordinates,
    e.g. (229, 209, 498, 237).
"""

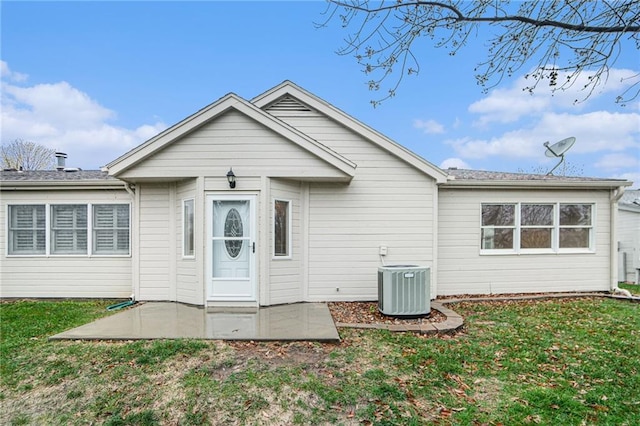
(328, 301, 446, 325)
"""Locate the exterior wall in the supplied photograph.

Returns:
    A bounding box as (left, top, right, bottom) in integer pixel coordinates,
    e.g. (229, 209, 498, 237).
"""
(438, 188, 612, 295)
(618, 208, 640, 283)
(269, 179, 302, 305)
(137, 183, 174, 301)
(176, 179, 201, 304)
(273, 114, 437, 301)
(0, 189, 132, 298)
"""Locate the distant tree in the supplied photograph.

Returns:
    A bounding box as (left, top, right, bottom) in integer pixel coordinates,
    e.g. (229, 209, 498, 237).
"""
(322, 0, 640, 106)
(518, 161, 584, 177)
(1, 139, 55, 170)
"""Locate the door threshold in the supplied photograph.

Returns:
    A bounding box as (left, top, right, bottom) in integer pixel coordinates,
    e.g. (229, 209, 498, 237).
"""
(206, 301, 259, 313)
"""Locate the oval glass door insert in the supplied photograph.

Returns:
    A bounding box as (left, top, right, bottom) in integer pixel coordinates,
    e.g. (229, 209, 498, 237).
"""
(224, 208, 243, 258)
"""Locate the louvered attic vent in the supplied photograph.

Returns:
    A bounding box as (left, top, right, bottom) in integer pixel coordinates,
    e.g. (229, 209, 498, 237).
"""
(264, 95, 320, 117)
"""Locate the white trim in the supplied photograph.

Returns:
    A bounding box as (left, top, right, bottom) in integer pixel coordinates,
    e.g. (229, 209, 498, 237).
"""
(272, 198, 292, 260)
(479, 202, 596, 255)
(205, 193, 258, 303)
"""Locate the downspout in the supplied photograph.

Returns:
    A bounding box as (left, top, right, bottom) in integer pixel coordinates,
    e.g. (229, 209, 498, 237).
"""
(610, 186, 631, 296)
(124, 182, 137, 301)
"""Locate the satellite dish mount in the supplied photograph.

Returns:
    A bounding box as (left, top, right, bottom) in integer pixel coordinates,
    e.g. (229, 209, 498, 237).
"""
(543, 137, 576, 175)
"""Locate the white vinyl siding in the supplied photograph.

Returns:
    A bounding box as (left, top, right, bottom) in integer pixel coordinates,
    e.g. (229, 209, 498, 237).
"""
(269, 179, 302, 305)
(1, 190, 132, 299)
(51, 204, 88, 255)
(618, 208, 640, 283)
(273, 114, 437, 302)
(118, 110, 348, 181)
(8, 205, 46, 255)
(439, 189, 610, 296)
(176, 180, 200, 305)
(138, 183, 173, 301)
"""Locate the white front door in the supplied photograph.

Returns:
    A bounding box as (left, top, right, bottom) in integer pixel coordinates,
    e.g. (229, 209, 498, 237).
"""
(206, 194, 257, 302)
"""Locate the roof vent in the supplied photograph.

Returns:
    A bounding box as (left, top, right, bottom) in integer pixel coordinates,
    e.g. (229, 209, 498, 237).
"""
(63, 167, 80, 173)
(55, 152, 67, 171)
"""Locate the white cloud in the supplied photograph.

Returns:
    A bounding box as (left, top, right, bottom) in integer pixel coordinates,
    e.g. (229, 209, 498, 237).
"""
(468, 68, 640, 127)
(448, 111, 640, 160)
(413, 118, 445, 134)
(440, 158, 470, 170)
(0, 61, 28, 82)
(595, 153, 640, 171)
(1, 63, 166, 168)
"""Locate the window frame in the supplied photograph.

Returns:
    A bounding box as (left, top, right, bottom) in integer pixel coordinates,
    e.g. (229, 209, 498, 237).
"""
(92, 204, 131, 256)
(6, 203, 131, 257)
(480, 203, 516, 251)
(50, 204, 89, 256)
(272, 198, 292, 259)
(480, 202, 595, 255)
(7, 204, 47, 256)
(182, 198, 195, 259)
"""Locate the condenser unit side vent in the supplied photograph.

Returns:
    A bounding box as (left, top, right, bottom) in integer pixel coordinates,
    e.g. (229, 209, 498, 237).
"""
(378, 265, 430, 317)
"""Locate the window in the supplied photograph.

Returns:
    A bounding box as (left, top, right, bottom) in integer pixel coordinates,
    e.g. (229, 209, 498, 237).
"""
(183, 199, 195, 257)
(520, 204, 554, 249)
(51, 204, 88, 254)
(8, 205, 46, 255)
(481, 203, 593, 254)
(273, 199, 290, 257)
(6, 203, 130, 256)
(559, 204, 592, 249)
(93, 204, 130, 255)
(481, 204, 515, 250)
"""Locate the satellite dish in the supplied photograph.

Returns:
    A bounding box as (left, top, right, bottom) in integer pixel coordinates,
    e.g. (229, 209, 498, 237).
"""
(543, 137, 576, 175)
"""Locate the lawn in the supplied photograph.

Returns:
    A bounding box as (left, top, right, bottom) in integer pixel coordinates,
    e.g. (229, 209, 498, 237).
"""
(1, 297, 638, 425)
(619, 282, 640, 296)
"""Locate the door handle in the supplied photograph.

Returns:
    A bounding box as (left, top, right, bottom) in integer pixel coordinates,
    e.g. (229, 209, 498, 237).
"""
(252, 242, 255, 253)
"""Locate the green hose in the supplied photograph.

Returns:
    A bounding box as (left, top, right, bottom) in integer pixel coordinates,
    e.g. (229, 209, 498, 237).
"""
(106, 300, 136, 311)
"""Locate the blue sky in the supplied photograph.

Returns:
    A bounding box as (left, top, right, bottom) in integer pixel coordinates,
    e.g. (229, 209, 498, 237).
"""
(2, 1, 639, 186)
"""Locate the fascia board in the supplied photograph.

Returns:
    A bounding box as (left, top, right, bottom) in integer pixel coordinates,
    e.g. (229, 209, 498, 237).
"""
(252, 81, 447, 183)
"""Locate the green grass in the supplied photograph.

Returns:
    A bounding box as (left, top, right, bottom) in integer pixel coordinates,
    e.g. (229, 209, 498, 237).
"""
(619, 282, 640, 295)
(1, 297, 638, 425)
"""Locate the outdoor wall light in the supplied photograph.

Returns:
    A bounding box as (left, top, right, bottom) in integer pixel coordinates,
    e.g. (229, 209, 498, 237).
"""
(227, 168, 236, 189)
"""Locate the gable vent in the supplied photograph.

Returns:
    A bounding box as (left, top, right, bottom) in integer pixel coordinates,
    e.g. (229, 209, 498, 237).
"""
(264, 96, 321, 117)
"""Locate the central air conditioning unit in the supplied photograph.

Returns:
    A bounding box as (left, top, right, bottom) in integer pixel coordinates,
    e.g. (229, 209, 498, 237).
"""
(378, 265, 430, 317)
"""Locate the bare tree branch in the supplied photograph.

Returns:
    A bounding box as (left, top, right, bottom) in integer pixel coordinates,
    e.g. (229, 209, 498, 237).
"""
(322, 0, 640, 106)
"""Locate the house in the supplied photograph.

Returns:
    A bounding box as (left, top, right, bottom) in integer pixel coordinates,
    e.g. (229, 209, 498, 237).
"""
(0, 81, 632, 306)
(618, 190, 640, 284)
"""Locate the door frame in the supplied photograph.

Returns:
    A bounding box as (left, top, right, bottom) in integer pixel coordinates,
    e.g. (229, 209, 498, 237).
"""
(205, 193, 258, 303)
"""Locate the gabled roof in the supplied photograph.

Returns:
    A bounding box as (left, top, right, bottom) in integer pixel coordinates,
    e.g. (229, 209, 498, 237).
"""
(0, 170, 124, 190)
(252, 81, 448, 184)
(106, 93, 356, 178)
(443, 168, 631, 189)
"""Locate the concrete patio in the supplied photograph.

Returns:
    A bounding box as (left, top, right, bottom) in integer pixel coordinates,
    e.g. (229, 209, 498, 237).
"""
(50, 302, 340, 342)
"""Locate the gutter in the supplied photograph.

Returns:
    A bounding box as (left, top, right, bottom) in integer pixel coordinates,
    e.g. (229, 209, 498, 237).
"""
(442, 179, 632, 190)
(0, 181, 127, 191)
